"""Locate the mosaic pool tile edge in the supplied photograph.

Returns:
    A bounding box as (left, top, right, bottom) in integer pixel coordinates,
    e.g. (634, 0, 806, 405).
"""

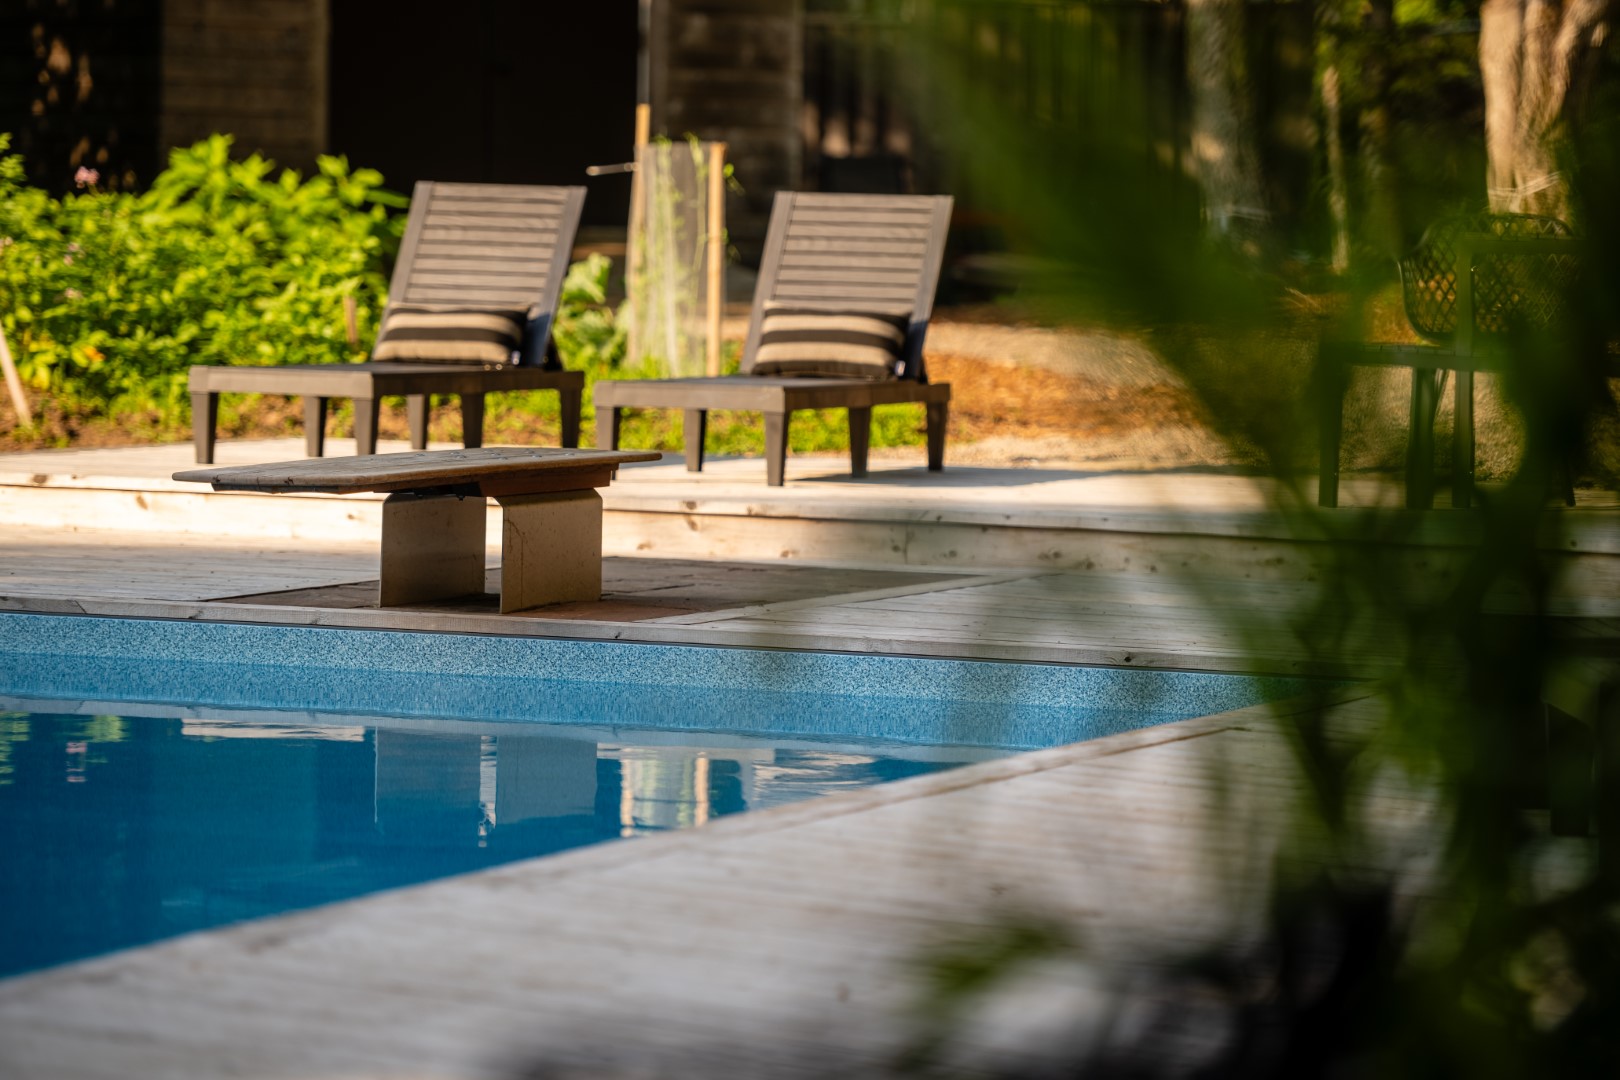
(0, 612, 1313, 749)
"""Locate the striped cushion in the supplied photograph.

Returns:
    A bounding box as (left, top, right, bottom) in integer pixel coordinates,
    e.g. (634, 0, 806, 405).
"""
(750, 307, 909, 380)
(372, 305, 526, 365)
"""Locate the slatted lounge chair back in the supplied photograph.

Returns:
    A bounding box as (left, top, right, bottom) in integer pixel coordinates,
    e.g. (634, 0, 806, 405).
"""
(387, 181, 587, 367)
(741, 192, 954, 383)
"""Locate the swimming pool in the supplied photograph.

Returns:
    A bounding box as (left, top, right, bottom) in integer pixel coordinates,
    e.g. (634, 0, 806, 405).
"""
(0, 612, 1310, 979)
(0, 704, 999, 979)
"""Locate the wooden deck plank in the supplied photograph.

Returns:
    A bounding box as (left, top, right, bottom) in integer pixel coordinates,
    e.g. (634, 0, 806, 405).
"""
(0, 531, 381, 602)
(0, 528, 979, 614)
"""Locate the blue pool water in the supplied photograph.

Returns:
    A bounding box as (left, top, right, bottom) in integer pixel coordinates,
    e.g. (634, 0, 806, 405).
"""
(0, 706, 988, 980)
(0, 612, 1313, 980)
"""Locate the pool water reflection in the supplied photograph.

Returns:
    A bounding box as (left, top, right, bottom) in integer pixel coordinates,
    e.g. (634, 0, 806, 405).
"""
(0, 709, 997, 980)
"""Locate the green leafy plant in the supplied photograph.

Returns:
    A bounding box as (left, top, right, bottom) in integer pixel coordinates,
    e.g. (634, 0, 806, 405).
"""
(0, 133, 405, 424)
(553, 252, 628, 371)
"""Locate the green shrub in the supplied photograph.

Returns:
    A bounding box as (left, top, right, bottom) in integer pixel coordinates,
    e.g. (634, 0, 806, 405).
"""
(0, 134, 405, 422)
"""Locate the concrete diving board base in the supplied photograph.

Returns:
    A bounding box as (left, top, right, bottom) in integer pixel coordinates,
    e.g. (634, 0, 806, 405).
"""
(175, 447, 659, 613)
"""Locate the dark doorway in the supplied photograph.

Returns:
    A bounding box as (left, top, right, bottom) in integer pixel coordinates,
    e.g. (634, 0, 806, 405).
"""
(328, 0, 638, 227)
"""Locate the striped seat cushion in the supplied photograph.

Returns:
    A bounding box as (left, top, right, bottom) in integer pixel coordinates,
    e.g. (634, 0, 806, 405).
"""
(372, 305, 527, 365)
(750, 307, 910, 380)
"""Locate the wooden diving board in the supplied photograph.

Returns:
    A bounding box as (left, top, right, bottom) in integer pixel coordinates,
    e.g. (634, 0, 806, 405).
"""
(176, 447, 659, 613)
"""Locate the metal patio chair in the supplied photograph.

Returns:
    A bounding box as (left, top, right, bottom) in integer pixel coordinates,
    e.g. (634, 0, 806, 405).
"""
(1317, 212, 1587, 509)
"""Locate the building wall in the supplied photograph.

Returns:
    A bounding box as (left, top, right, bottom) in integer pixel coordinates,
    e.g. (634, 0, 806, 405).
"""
(326, 0, 639, 227)
(648, 0, 803, 256)
(0, 0, 163, 192)
(161, 0, 328, 169)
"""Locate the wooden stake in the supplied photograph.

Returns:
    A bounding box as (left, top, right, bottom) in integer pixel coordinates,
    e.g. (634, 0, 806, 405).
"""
(342, 294, 360, 347)
(0, 318, 30, 428)
(705, 141, 726, 377)
(627, 103, 653, 361)
(634, 103, 651, 149)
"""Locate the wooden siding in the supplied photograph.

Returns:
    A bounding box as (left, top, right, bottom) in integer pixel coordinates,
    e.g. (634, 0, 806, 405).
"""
(160, 0, 328, 169)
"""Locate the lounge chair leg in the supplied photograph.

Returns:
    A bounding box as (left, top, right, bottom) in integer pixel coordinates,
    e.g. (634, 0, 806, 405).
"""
(1547, 703, 1595, 837)
(304, 396, 328, 458)
(354, 396, 380, 456)
(461, 393, 485, 450)
(926, 400, 948, 472)
(1597, 687, 1620, 876)
(378, 492, 487, 607)
(765, 410, 789, 487)
(407, 394, 430, 450)
(1452, 371, 1473, 508)
(1316, 356, 1345, 508)
(684, 410, 707, 472)
(848, 406, 871, 477)
(598, 406, 622, 450)
(1406, 370, 1438, 510)
(559, 386, 582, 448)
(191, 391, 218, 465)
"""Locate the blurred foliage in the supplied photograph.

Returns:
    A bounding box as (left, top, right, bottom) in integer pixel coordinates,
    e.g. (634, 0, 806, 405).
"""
(0, 134, 405, 423)
(878, 1, 1620, 1075)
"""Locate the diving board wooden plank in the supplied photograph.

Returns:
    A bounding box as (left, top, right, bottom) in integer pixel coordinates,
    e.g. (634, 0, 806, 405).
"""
(176, 447, 658, 496)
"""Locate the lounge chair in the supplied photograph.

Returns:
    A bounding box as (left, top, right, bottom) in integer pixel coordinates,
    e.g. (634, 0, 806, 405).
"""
(188, 182, 587, 463)
(594, 192, 953, 486)
(1317, 212, 1590, 508)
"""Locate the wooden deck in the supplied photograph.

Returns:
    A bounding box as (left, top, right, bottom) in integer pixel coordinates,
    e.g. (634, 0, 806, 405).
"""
(0, 439, 1608, 1075)
(0, 519, 1418, 675)
(3, 438, 1617, 674)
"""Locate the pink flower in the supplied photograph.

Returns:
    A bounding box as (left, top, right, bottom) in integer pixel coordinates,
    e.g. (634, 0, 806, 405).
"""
(73, 166, 99, 188)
